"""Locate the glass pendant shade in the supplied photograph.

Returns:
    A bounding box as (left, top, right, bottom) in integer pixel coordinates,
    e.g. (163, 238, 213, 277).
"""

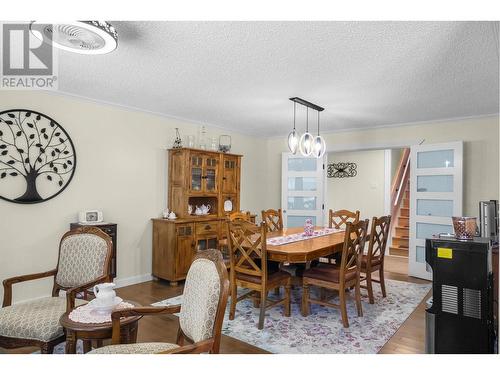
(288, 129, 299, 154)
(313, 135, 326, 159)
(299, 132, 314, 156)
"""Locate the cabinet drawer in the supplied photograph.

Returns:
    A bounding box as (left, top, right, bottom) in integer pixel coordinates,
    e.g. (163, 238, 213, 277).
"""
(195, 221, 219, 236)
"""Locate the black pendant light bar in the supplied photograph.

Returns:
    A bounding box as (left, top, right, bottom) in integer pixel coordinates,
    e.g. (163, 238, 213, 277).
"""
(289, 97, 325, 112)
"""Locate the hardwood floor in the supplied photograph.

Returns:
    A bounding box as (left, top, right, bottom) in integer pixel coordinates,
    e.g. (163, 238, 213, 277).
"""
(1, 256, 430, 354)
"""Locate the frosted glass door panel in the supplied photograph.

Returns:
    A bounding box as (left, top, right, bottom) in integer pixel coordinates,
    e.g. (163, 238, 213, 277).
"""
(416, 223, 453, 239)
(288, 177, 317, 191)
(417, 199, 454, 217)
(416, 246, 426, 263)
(287, 215, 316, 228)
(417, 149, 454, 168)
(288, 158, 317, 172)
(288, 196, 317, 210)
(417, 175, 453, 192)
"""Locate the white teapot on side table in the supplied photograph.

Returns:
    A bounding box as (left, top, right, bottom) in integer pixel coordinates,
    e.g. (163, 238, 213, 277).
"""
(92, 282, 119, 308)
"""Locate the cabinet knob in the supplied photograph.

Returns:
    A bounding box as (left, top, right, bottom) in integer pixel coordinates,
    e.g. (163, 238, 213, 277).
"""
(204, 225, 211, 230)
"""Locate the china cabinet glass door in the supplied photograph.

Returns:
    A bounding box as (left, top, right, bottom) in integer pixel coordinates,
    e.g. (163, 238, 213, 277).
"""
(204, 156, 218, 193)
(190, 154, 203, 192)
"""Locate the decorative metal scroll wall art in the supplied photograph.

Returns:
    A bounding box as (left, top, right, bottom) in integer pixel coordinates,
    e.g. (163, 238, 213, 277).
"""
(327, 162, 357, 178)
(0, 109, 76, 204)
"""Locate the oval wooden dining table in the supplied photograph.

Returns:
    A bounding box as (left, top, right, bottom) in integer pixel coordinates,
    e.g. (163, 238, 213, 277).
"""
(265, 227, 346, 263)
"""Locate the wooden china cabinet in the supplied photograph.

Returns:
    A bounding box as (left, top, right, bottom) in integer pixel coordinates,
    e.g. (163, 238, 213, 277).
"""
(152, 148, 242, 285)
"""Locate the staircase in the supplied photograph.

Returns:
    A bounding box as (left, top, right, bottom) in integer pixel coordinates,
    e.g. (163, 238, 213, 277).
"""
(388, 148, 411, 258)
(389, 182, 410, 257)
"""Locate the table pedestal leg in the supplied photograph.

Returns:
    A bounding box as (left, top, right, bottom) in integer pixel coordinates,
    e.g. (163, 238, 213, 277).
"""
(65, 330, 77, 354)
(83, 340, 92, 353)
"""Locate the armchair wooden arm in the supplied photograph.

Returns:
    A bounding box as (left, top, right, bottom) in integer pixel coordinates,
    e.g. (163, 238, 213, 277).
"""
(159, 339, 214, 354)
(65, 274, 110, 313)
(2, 269, 57, 307)
(110, 305, 182, 344)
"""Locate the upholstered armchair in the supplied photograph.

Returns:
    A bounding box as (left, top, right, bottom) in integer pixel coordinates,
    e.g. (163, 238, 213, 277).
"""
(0, 227, 112, 353)
(88, 249, 229, 354)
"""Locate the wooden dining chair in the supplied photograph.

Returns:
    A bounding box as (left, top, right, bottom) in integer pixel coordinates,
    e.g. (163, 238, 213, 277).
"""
(301, 219, 369, 328)
(228, 220, 291, 329)
(219, 211, 254, 266)
(261, 209, 283, 232)
(321, 209, 361, 264)
(360, 215, 391, 304)
(329, 209, 360, 229)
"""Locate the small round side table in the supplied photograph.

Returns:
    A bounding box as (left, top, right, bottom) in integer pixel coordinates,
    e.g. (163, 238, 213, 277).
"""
(60, 300, 142, 354)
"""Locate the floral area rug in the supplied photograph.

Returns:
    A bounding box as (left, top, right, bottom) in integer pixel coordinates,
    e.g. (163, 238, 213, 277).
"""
(153, 278, 430, 354)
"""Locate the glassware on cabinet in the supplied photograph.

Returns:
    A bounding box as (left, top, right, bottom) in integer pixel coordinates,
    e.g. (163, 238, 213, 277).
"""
(218, 135, 231, 153)
(172, 128, 182, 148)
(198, 126, 207, 150)
(210, 137, 218, 151)
(186, 135, 195, 148)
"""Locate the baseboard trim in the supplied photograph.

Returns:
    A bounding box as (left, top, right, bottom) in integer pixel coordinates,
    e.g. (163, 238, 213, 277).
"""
(114, 274, 153, 289)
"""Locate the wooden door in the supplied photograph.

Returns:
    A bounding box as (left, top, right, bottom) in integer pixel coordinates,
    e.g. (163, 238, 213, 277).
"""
(203, 155, 219, 194)
(175, 224, 195, 278)
(189, 153, 204, 193)
(222, 155, 239, 194)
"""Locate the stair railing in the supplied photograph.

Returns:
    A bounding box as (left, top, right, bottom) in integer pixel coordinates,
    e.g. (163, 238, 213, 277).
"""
(390, 148, 411, 226)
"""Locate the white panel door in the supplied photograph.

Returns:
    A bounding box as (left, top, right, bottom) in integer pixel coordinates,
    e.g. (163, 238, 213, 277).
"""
(281, 153, 325, 228)
(409, 141, 463, 280)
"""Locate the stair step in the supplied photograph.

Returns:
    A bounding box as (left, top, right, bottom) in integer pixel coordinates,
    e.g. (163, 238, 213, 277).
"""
(389, 246, 409, 257)
(402, 198, 410, 207)
(400, 207, 409, 217)
(392, 236, 409, 247)
(395, 226, 409, 237)
(398, 216, 409, 227)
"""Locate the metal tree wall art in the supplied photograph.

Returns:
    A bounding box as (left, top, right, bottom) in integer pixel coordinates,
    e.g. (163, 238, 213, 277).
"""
(327, 162, 357, 178)
(0, 109, 76, 204)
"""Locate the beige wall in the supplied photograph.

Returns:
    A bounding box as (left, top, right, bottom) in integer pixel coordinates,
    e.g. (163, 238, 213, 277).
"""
(390, 148, 404, 184)
(266, 116, 500, 217)
(327, 150, 386, 221)
(0, 91, 267, 305)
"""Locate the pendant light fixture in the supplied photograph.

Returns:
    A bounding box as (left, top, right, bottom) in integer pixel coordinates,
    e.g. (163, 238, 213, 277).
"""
(288, 97, 326, 158)
(299, 107, 314, 156)
(287, 101, 299, 154)
(313, 111, 326, 159)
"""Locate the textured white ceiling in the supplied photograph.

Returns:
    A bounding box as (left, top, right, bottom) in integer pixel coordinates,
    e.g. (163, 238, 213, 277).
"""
(54, 21, 499, 136)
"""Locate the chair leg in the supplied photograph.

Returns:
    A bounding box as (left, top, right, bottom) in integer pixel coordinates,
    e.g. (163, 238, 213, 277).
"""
(40, 342, 53, 354)
(284, 282, 291, 317)
(258, 290, 267, 330)
(301, 284, 310, 317)
(355, 278, 363, 317)
(252, 294, 260, 308)
(339, 286, 349, 328)
(229, 282, 237, 320)
(320, 287, 326, 301)
(379, 265, 387, 297)
(366, 271, 375, 304)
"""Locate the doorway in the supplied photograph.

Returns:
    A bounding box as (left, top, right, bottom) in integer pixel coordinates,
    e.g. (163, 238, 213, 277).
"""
(326, 148, 409, 276)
